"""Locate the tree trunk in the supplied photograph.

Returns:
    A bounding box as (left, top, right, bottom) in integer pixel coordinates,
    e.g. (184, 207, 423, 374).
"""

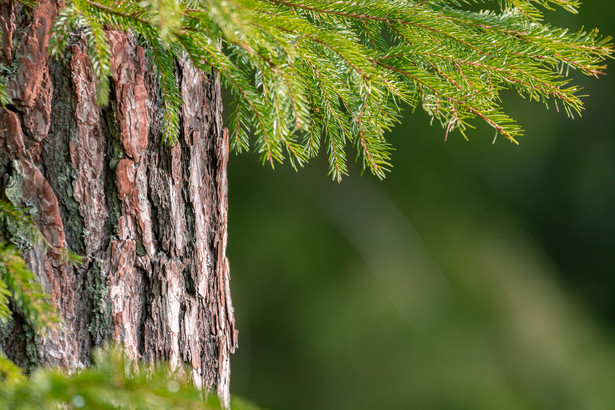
(0, 1, 237, 406)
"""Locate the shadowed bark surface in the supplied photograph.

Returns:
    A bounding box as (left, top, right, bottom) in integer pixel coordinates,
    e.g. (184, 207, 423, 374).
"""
(0, 1, 237, 405)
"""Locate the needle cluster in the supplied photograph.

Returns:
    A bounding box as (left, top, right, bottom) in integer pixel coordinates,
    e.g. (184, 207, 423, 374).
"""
(47, 0, 612, 180)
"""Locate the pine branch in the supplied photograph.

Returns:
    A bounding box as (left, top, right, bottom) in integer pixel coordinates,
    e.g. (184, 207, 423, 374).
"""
(0, 346, 262, 409)
(0, 81, 10, 107)
(0, 352, 25, 383)
(47, 0, 613, 179)
(0, 201, 83, 334)
(0, 243, 59, 331)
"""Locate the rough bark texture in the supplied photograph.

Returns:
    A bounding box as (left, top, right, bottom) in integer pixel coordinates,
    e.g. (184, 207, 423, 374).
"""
(0, 1, 237, 406)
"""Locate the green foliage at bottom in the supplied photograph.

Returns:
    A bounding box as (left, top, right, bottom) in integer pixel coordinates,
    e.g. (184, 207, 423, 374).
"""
(0, 346, 263, 409)
(0, 352, 25, 383)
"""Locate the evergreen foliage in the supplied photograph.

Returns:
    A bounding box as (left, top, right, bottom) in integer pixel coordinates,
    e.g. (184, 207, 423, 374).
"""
(0, 82, 9, 107)
(0, 346, 262, 409)
(47, 0, 612, 180)
(0, 201, 73, 380)
(0, 201, 64, 333)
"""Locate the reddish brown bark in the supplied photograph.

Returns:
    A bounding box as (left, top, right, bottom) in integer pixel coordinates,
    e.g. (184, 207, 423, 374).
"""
(0, 1, 237, 406)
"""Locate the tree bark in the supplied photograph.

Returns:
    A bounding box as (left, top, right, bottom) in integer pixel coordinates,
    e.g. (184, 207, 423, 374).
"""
(0, 1, 237, 406)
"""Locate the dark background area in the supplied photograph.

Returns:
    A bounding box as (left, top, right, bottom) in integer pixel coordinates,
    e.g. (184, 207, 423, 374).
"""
(227, 2, 615, 408)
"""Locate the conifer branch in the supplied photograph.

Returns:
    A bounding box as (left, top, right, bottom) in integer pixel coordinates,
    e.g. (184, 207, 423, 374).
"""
(0, 346, 263, 409)
(0, 201, 80, 332)
(46, 0, 612, 179)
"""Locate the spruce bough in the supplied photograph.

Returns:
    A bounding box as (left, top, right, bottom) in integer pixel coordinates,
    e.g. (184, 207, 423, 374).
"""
(46, 0, 613, 181)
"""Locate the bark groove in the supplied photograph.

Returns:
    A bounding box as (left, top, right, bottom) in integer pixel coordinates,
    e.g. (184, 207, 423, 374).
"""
(0, 1, 237, 406)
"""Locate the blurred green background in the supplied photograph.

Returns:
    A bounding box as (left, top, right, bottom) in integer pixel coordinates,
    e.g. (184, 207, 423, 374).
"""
(227, 3, 615, 409)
